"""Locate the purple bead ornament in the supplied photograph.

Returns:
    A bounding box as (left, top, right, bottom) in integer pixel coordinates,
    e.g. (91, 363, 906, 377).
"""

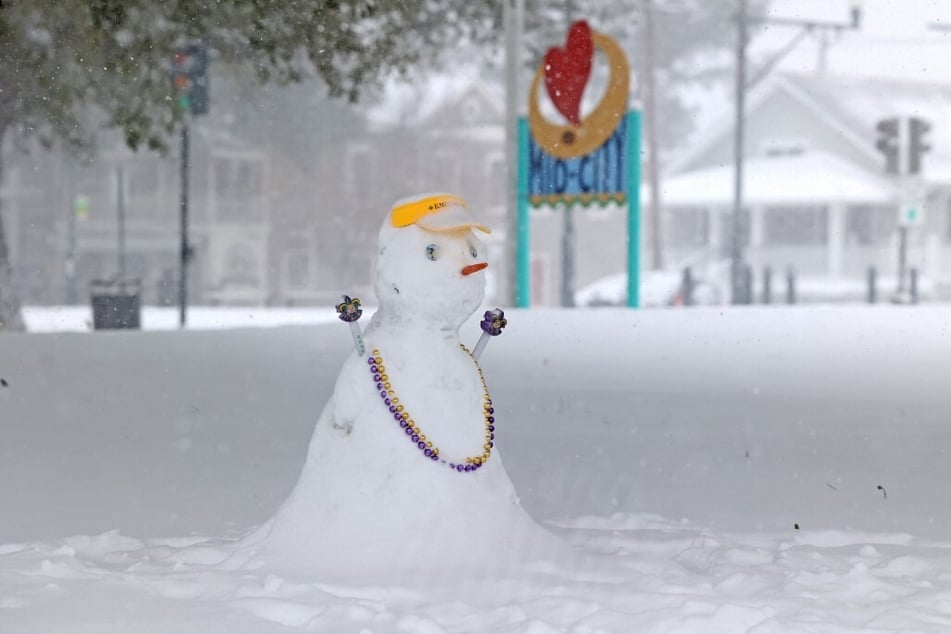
(368, 346, 494, 474)
(480, 309, 508, 337)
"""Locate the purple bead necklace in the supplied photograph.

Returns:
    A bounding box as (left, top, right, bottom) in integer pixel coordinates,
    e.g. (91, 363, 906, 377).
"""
(367, 343, 495, 473)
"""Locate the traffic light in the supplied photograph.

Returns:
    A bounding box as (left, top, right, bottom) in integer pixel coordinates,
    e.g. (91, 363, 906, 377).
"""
(908, 116, 931, 175)
(170, 44, 210, 116)
(875, 117, 899, 175)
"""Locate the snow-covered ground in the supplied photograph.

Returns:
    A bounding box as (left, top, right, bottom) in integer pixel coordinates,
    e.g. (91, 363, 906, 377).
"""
(2, 305, 951, 632)
(21, 305, 344, 333)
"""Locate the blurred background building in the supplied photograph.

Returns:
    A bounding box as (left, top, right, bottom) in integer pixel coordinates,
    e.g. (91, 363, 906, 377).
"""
(3, 0, 951, 310)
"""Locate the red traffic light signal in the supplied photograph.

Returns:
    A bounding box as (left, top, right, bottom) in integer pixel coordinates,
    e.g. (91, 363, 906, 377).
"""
(170, 44, 210, 116)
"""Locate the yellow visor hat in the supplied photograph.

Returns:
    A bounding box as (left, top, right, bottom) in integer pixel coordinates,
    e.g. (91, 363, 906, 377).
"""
(390, 194, 491, 234)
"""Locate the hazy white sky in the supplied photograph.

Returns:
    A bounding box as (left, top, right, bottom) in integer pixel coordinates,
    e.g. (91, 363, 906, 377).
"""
(680, 0, 951, 148)
(759, 0, 951, 81)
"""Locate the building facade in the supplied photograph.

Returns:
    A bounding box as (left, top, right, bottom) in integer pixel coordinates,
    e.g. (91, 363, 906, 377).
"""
(657, 72, 951, 301)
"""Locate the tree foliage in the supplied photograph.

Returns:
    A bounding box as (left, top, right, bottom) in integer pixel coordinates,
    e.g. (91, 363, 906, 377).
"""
(0, 0, 502, 329)
(0, 0, 501, 154)
(0, 0, 757, 329)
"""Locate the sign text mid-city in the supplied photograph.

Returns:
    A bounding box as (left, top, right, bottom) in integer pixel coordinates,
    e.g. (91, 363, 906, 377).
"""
(528, 116, 627, 205)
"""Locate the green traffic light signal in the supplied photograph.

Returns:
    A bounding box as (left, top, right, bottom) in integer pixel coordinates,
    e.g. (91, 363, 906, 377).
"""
(170, 44, 210, 116)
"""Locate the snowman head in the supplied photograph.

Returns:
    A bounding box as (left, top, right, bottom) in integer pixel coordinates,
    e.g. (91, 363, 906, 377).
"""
(375, 193, 491, 329)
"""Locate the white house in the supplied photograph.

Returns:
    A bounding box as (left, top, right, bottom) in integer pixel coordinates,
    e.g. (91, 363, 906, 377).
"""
(656, 72, 951, 301)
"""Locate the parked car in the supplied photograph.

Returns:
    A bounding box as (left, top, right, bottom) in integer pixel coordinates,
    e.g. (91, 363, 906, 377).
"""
(575, 270, 721, 307)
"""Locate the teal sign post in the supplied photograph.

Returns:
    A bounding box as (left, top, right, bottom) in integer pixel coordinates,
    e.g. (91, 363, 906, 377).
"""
(516, 112, 641, 308)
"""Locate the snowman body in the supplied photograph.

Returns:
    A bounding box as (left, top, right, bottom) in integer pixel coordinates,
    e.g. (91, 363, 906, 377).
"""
(253, 195, 552, 580)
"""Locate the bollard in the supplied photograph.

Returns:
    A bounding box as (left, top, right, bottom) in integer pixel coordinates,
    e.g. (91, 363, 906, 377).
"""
(763, 266, 773, 305)
(910, 268, 918, 304)
(681, 267, 694, 306)
(743, 265, 754, 305)
(786, 267, 797, 304)
(867, 267, 877, 304)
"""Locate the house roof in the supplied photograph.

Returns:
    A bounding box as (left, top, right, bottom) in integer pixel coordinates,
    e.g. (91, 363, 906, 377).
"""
(781, 72, 951, 168)
(366, 71, 504, 131)
(668, 72, 951, 184)
(649, 150, 893, 207)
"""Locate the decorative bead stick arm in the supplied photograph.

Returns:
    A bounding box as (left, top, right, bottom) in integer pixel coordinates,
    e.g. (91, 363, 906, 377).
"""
(335, 295, 366, 356)
(472, 308, 507, 360)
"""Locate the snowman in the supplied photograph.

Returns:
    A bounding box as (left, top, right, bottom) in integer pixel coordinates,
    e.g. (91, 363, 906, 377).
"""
(248, 193, 556, 581)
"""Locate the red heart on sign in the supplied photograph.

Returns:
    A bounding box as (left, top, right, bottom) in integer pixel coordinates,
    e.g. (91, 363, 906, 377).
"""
(544, 20, 594, 127)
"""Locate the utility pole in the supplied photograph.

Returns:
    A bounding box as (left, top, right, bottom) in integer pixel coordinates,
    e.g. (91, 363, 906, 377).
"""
(731, 0, 748, 304)
(560, 0, 577, 308)
(560, 203, 576, 306)
(503, 0, 524, 307)
(876, 116, 931, 302)
(731, 2, 862, 304)
(816, 29, 830, 75)
(896, 118, 909, 298)
(65, 196, 80, 304)
(116, 166, 127, 280)
(642, 0, 663, 270)
(178, 117, 190, 328)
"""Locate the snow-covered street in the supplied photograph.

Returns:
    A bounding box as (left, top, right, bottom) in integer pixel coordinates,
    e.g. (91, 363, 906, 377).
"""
(2, 306, 950, 632)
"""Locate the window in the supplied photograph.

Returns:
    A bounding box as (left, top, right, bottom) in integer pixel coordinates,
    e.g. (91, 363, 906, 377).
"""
(215, 157, 263, 199)
(719, 208, 750, 249)
(214, 155, 265, 220)
(460, 99, 481, 125)
(484, 153, 506, 211)
(760, 137, 809, 157)
(127, 161, 159, 198)
(224, 243, 260, 287)
(846, 205, 895, 246)
(763, 206, 827, 246)
(666, 207, 710, 247)
(284, 249, 313, 290)
(121, 160, 161, 219)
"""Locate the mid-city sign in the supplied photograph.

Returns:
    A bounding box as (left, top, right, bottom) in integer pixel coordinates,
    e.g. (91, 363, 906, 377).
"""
(526, 20, 630, 207)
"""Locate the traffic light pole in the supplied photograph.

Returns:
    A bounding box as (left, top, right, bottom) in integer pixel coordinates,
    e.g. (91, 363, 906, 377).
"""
(896, 225, 908, 297)
(875, 115, 930, 302)
(731, 0, 748, 304)
(117, 166, 127, 280)
(896, 119, 908, 299)
(178, 116, 190, 328)
(66, 197, 77, 304)
(170, 42, 210, 327)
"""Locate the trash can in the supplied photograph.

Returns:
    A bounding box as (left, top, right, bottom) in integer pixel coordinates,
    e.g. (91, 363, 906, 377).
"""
(90, 278, 141, 330)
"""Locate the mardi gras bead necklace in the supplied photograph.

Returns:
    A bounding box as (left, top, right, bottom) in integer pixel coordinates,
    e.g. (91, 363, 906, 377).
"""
(367, 344, 496, 472)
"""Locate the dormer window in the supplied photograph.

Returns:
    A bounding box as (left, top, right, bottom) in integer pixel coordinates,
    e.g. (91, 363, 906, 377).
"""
(761, 138, 808, 157)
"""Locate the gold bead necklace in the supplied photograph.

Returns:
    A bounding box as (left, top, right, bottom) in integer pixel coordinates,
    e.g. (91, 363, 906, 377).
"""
(366, 344, 495, 472)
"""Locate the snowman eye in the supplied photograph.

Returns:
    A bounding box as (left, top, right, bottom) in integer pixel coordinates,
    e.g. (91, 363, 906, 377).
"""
(469, 244, 478, 258)
(425, 244, 439, 261)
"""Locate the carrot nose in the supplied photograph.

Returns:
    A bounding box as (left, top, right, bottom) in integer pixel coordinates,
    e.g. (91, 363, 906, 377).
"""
(461, 262, 488, 276)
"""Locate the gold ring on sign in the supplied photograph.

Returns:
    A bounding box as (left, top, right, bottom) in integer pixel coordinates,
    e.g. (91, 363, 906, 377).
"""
(528, 30, 630, 161)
